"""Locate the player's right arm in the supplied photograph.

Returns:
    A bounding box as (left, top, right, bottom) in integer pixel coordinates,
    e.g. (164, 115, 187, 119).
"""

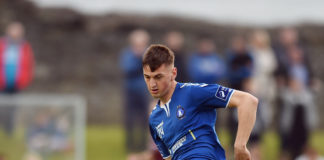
(188, 83, 257, 159)
(227, 90, 258, 160)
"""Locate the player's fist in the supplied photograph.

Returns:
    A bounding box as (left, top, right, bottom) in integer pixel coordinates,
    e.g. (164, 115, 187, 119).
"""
(234, 144, 251, 160)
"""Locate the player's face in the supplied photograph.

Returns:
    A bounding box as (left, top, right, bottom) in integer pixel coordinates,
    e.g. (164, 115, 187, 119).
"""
(143, 64, 176, 99)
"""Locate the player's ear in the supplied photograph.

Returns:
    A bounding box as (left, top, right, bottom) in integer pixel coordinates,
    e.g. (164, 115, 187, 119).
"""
(172, 67, 177, 81)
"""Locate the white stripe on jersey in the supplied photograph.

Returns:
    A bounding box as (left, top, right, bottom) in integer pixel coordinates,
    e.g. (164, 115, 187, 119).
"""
(161, 99, 171, 117)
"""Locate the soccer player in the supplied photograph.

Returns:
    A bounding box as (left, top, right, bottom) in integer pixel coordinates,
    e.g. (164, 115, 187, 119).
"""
(143, 44, 258, 160)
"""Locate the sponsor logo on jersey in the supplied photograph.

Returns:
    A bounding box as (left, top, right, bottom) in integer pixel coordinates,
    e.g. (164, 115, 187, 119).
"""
(215, 86, 231, 101)
(176, 105, 185, 120)
(156, 121, 164, 139)
(171, 136, 186, 154)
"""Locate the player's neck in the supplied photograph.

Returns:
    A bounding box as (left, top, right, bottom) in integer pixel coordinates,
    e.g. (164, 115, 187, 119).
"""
(159, 81, 177, 106)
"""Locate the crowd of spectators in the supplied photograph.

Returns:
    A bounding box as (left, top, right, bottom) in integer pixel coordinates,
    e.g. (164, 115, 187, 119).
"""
(120, 28, 321, 160)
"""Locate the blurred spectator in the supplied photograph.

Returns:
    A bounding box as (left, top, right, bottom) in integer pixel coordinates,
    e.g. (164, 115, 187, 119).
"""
(187, 37, 226, 84)
(272, 27, 319, 159)
(278, 45, 318, 160)
(273, 27, 315, 88)
(127, 100, 163, 160)
(0, 21, 34, 136)
(164, 31, 188, 82)
(0, 22, 33, 92)
(26, 111, 72, 158)
(26, 112, 54, 154)
(120, 29, 150, 154)
(226, 35, 254, 90)
(250, 29, 277, 127)
(225, 35, 255, 155)
(50, 114, 72, 152)
(248, 30, 277, 160)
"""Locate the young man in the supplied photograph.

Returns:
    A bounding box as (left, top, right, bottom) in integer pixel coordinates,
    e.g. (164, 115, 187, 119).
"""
(143, 44, 258, 160)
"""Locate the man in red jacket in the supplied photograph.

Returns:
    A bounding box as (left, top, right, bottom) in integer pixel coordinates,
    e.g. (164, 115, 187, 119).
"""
(0, 21, 34, 92)
(0, 21, 34, 136)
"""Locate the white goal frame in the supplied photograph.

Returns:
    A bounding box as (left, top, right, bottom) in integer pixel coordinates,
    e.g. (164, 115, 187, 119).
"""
(0, 93, 86, 160)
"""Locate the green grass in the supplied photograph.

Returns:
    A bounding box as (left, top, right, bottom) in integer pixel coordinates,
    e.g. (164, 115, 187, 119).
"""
(86, 126, 126, 160)
(0, 128, 25, 160)
(261, 131, 281, 160)
(310, 131, 324, 155)
(1, 126, 323, 160)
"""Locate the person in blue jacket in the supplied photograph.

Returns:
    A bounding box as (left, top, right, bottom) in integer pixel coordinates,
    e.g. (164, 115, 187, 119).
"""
(120, 29, 150, 154)
(188, 37, 226, 84)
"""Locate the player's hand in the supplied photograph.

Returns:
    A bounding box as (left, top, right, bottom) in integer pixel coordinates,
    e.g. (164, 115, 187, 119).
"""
(234, 144, 251, 160)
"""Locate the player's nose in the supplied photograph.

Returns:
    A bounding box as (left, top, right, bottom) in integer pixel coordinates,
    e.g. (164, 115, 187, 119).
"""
(149, 79, 157, 87)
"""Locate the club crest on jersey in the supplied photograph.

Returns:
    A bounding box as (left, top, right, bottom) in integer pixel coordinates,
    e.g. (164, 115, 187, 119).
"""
(176, 105, 185, 120)
(215, 86, 231, 101)
(156, 121, 164, 139)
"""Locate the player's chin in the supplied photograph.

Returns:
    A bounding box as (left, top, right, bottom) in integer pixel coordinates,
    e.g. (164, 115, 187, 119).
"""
(150, 93, 160, 98)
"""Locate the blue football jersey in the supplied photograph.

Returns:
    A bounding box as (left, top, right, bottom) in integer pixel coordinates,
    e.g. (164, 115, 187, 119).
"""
(149, 82, 235, 160)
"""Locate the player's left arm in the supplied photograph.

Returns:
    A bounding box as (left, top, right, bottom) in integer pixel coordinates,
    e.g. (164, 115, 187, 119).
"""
(227, 90, 258, 160)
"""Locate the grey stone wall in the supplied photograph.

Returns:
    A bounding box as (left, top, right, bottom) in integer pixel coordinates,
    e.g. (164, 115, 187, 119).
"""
(1, 0, 323, 126)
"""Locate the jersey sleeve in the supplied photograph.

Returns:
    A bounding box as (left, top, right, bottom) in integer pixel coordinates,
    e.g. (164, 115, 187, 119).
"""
(190, 83, 235, 108)
(149, 124, 171, 159)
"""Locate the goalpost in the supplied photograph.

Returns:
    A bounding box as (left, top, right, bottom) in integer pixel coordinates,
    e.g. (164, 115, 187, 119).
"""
(0, 93, 86, 160)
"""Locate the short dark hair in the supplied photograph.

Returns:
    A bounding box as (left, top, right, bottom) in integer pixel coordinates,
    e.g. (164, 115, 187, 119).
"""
(142, 44, 174, 72)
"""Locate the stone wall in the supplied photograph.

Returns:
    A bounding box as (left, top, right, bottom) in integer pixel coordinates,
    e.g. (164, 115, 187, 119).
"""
(1, 0, 323, 126)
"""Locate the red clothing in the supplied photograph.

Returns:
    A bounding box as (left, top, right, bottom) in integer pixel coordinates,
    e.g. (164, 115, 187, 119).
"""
(0, 38, 34, 91)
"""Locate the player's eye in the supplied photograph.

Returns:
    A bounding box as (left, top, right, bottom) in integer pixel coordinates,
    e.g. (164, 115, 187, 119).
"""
(155, 75, 162, 79)
(144, 76, 150, 80)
